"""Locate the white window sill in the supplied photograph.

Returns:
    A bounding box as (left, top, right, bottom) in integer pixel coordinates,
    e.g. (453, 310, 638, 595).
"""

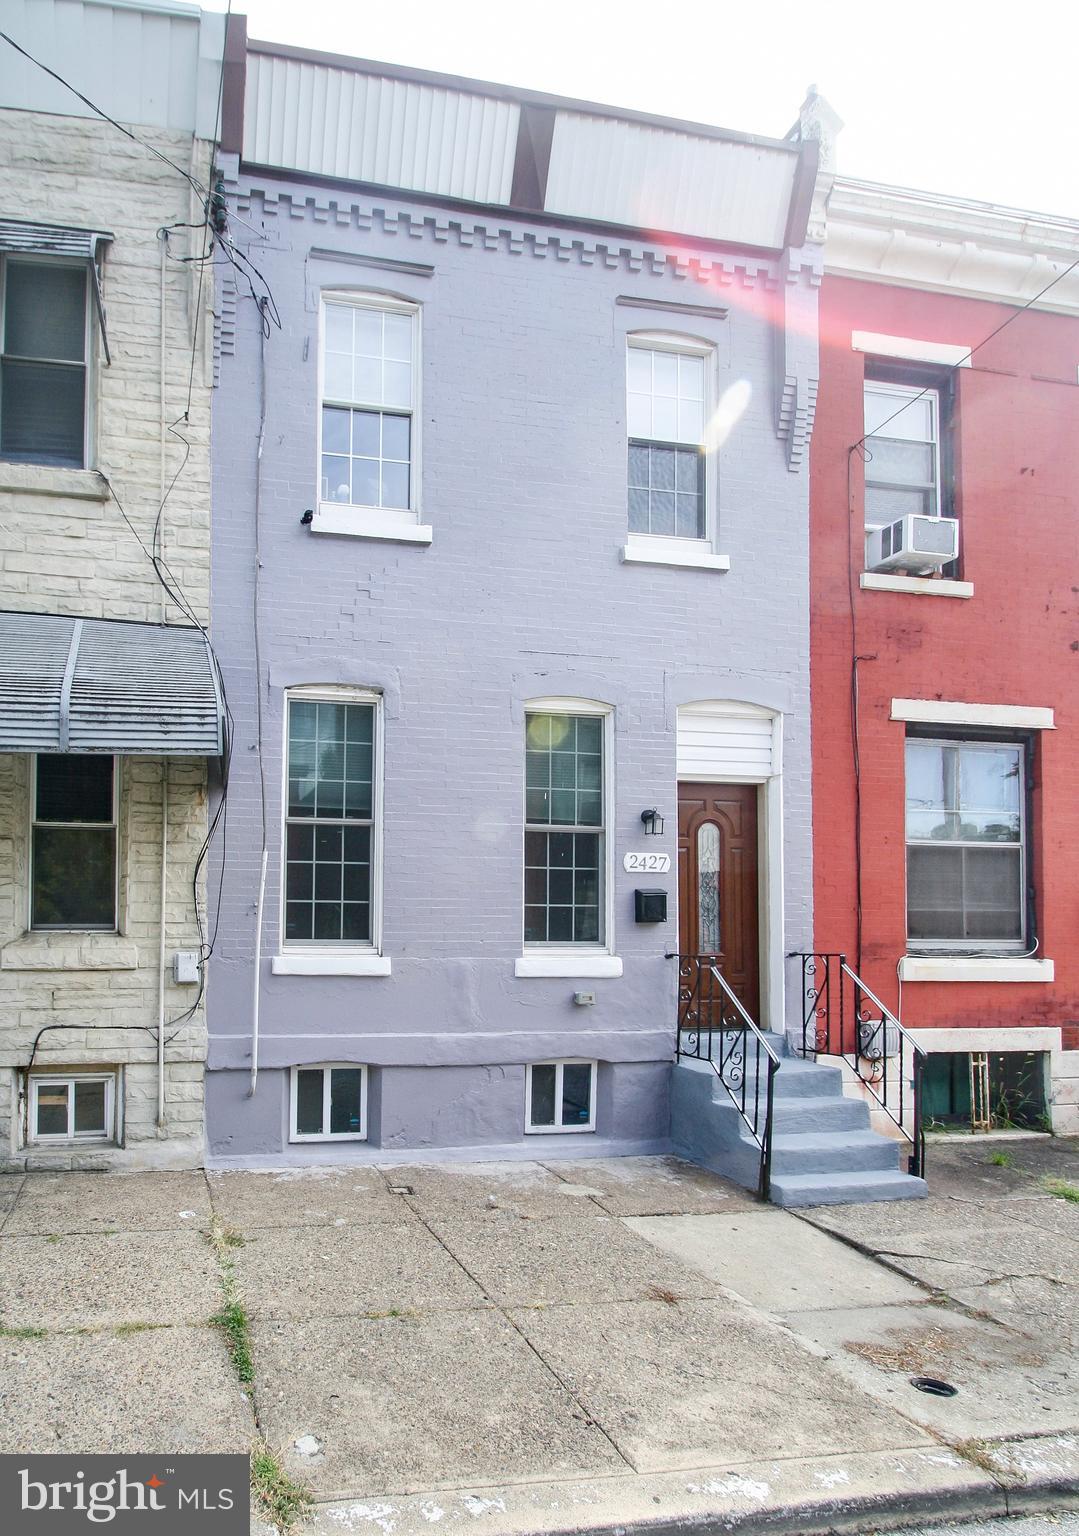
(861, 572, 973, 599)
(525, 1123, 597, 1135)
(900, 956, 1054, 983)
(1, 933, 138, 971)
(620, 535, 730, 572)
(312, 505, 432, 543)
(272, 952, 392, 977)
(0, 461, 108, 501)
(515, 954, 623, 978)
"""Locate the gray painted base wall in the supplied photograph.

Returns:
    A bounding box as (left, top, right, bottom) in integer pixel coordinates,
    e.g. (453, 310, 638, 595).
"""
(206, 1059, 671, 1161)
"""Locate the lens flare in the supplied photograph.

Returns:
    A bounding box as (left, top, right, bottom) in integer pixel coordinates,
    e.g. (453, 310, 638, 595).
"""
(704, 379, 753, 454)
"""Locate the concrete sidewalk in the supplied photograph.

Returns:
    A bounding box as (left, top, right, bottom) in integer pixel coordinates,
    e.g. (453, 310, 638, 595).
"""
(0, 1141, 1077, 1535)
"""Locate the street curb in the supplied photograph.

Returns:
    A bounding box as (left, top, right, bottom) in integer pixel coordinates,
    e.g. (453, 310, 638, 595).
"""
(271, 1437, 1079, 1536)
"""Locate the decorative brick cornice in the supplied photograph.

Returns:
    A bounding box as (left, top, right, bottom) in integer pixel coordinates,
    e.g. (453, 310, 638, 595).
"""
(225, 172, 824, 293)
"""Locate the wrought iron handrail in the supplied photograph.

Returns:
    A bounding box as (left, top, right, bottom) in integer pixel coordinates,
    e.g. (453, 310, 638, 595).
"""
(672, 953, 780, 1200)
(791, 951, 926, 1178)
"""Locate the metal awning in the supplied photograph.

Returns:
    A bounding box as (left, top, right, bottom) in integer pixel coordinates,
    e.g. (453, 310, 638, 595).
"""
(0, 612, 224, 756)
(0, 219, 114, 365)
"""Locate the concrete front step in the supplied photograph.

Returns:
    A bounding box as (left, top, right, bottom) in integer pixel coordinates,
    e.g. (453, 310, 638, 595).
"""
(729, 1056, 846, 1099)
(769, 1094, 870, 1133)
(770, 1129, 902, 1175)
(769, 1168, 928, 1208)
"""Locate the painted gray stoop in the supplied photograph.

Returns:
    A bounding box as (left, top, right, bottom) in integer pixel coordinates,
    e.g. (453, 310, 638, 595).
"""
(671, 1034, 928, 1207)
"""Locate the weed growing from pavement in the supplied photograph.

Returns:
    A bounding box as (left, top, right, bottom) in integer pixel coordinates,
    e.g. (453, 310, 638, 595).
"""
(1043, 1177, 1079, 1203)
(953, 1438, 999, 1476)
(251, 1440, 311, 1534)
(206, 1214, 309, 1530)
(988, 1150, 1014, 1167)
(208, 1216, 254, 1386)
(0, 1324, 47, 1338)
(113, 1320, 172, 1336)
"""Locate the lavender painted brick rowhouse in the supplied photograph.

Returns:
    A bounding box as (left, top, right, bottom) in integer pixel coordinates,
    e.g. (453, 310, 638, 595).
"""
(206, 40, 821, 1163)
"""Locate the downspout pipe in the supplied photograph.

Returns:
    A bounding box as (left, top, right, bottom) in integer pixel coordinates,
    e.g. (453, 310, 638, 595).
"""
(157, 765, 168, 1129)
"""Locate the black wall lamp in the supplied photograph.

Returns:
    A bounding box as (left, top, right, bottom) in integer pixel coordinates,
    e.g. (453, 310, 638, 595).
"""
(640, 808, 664, 837)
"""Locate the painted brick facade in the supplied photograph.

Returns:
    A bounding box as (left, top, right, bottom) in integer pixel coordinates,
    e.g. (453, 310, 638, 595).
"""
(0, 108, 216, 1167)
(811, 271, 1079, 1132)
(207, 172, 819, 1160)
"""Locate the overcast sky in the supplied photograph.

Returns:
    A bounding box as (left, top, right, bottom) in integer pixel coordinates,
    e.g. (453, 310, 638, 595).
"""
(210, 0, 1078, 219)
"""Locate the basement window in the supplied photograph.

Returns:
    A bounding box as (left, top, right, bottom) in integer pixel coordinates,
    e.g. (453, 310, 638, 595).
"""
(526, 1059, 597, 1133)
(289, 1063, 368, 1141)
(28, 1072, 116, 1143)
(923, 1050, 1048, 1133)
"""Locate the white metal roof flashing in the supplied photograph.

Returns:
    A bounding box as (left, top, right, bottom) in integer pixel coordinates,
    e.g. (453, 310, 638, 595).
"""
(241, 43, 812, 252)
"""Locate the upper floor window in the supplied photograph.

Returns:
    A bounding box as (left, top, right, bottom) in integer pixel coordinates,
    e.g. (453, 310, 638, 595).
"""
(320, 294, 418, 528)
(627, 339, 707, 540)
(905, 738, 1026, 951)
(1, 258, 89, 468)
(31, 755, 116, 930)
(284, 691, 380, 948)
(863, 380, 941, 532)
(525, 708, 607, 947)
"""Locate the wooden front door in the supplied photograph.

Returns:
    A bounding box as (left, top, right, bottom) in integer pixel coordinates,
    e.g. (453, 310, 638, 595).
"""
(678, 782, 760, 1021)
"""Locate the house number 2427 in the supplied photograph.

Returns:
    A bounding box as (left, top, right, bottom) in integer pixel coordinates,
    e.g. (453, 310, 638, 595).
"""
(623, 852, 671, 873)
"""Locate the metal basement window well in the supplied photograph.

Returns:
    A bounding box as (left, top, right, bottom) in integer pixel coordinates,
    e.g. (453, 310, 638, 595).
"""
(29, 1072, 115, 1143)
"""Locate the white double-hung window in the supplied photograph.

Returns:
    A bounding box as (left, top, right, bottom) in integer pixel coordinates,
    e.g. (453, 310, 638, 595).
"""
(317, 292, 428, 542)
(627, 338, 708, 541)
(863, 381, 941, 532)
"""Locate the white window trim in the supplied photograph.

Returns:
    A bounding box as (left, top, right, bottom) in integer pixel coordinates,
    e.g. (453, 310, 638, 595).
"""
(853, 332, 972, 369)
(900, 956, 1054, 983)
(280, 685, 385, 957)
(28, 1071, 116, 1144)
(29, 754, 119, 933)
(620, 533, 730, 572)
(315, 290, 423, 541)
(905, 736, 1028, 955)
(288, 1062, 368, 1142)
(864, 377, 942, 524)
(861, 573, 972, 599)
(0, 254, 94, 472)
(626, 331, 719, 555)
(524, 1058, 597, 1134)
(893, 700, 1054, 730)
(520, 697, 616, 969)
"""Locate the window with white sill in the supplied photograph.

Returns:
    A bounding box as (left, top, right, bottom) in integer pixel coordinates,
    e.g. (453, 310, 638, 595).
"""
(283, 691, 381, 948)
(524, 709, 608, 948)
(1, 257, 90, 469)
(319, 293, 419, 532)
(905, 737, 1029, 952)
(627, 337, 710, 543)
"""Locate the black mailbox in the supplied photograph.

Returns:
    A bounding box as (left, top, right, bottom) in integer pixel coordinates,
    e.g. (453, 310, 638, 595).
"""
(634, 888, 667, 923)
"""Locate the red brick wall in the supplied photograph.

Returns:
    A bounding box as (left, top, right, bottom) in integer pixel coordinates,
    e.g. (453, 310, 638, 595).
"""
(810, 276, 1079, 1035)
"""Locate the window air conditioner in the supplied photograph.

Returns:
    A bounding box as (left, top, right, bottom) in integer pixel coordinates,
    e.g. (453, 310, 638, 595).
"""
(865, 515, 959, 576)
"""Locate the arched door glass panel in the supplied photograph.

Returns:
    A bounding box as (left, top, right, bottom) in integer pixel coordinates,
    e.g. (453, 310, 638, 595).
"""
(697, 821, 720, 953)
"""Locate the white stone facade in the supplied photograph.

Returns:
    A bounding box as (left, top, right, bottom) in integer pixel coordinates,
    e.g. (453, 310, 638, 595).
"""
(0, 106, 216, 1168)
